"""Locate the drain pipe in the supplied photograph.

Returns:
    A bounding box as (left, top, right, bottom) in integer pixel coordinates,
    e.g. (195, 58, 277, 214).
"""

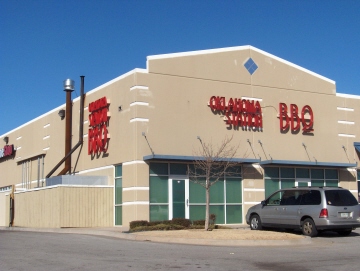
(46, 76, 86, 178)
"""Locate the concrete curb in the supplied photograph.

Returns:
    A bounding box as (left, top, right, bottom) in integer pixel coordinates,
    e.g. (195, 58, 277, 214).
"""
(0, 226, 312, 247)
(128, 234, 312, 246)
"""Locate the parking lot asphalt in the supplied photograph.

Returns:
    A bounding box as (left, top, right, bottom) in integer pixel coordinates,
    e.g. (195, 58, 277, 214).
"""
(0, 226, 310, 247)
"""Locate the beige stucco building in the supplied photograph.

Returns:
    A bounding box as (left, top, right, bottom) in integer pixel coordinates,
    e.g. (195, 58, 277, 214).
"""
(1, 45, 359, 228)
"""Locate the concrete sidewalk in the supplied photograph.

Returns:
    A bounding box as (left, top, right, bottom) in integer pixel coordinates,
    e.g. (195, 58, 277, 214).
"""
(0, 226, 311, 247)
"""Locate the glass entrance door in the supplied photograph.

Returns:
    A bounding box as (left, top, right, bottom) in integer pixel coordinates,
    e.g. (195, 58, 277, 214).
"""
(170, 179, 189, 219)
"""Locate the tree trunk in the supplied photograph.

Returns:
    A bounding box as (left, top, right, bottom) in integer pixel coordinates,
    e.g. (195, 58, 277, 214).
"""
(205, 179, 210, 231)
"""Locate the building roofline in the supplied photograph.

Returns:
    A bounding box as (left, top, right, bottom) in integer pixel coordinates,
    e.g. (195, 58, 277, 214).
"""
(0, 69, 148, 138)
(336, 93, 360, 99)
(74, 68, 147, 100)
(147, 45, 252, 60)
(147, 45, 335, 85)
(0, 103, 65, 138)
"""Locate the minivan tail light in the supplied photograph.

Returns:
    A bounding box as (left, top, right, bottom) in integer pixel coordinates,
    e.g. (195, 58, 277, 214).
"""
(319, 208, 328, 218)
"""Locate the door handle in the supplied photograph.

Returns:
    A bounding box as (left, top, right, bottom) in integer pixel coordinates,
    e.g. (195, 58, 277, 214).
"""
(186, 199, 189, 207)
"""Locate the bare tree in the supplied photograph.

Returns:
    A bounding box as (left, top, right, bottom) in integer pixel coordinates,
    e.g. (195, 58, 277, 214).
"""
(187, 135, 240, 231)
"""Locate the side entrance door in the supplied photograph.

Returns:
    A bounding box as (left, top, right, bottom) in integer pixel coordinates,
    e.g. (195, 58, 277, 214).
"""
(169, 178, 189, 219)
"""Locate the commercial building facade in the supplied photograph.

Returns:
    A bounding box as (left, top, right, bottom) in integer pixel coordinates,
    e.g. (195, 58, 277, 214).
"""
(1, 45, 359, 228)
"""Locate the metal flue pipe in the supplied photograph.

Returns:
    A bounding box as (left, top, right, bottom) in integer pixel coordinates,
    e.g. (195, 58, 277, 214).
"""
(46, 76, 86, 178)
(62, 80, 74, 174)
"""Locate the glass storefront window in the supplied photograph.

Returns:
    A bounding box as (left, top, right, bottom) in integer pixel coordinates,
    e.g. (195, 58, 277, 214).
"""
(189, 205, 206, 221)
(265, 167, 339, 199)
(325, 180, 338, 187)
(189, 181, 206, 203)
(209, 205, 225, 224)
(281, 179, 295, 189)
(265, 167, 279, 178)
(265, 178, 280, 198)
(115, 165, 122, 178)
(210, 180, 224, 203)
(115, 165, 122, 226)
(296, 168, 309, 178)
(281, 168, 295, 178)
(226, 205, 242, 224)
(311, 179, 324, 187)
(170, 163, 187, 175)
(115, 179, 122, 205)
(209, 166, 225, 176)
(311, 169, 324, 179)
(148, 162, 243, 224)
(188, 164, 206, 176)
(115, 206, 122, 225)
(150, 205, 168, 221)
(189, 205, 226, 224)
(150, 176, 168, 203)
(226, 166, 242, 177)
(150, 163, 168, 175)
(226, 178, 242, 204)
(325, 169, 338, 180)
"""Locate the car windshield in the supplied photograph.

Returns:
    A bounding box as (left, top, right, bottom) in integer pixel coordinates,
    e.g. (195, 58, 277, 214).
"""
(325, 190, 358, 206)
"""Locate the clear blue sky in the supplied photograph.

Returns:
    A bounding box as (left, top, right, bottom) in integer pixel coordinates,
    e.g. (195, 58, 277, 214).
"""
(1, 0, 360, 136)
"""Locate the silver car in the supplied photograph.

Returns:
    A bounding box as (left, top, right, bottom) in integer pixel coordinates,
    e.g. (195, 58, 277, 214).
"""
(246, 187, 360, 237)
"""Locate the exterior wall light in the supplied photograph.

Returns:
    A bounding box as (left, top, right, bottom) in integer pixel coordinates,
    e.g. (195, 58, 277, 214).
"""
(58, 109, 65, 120)
(3, 136, 9, 144)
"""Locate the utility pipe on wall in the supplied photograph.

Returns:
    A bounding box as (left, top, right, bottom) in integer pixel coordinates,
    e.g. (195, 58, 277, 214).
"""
(42, 155, 44, 186)
(37, 156, 40, 187)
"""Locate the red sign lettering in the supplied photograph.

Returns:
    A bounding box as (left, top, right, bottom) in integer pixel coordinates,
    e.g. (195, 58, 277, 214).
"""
(209, 96, 263, 130)
(0, 144, 14, 159)
(279, 103, 314, 133)
(88, 97, 110, 156)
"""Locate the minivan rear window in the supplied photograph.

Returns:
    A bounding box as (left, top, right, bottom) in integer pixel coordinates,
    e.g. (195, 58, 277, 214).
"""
(325, 190, 358, 206)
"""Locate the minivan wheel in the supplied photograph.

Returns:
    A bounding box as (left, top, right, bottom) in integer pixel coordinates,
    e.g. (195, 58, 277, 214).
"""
(302, 218, 318, 237)
(250, 215, 263, 230)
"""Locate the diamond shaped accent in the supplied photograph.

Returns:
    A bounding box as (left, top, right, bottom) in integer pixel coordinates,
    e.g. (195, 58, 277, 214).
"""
(244, 58, 258, 75)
